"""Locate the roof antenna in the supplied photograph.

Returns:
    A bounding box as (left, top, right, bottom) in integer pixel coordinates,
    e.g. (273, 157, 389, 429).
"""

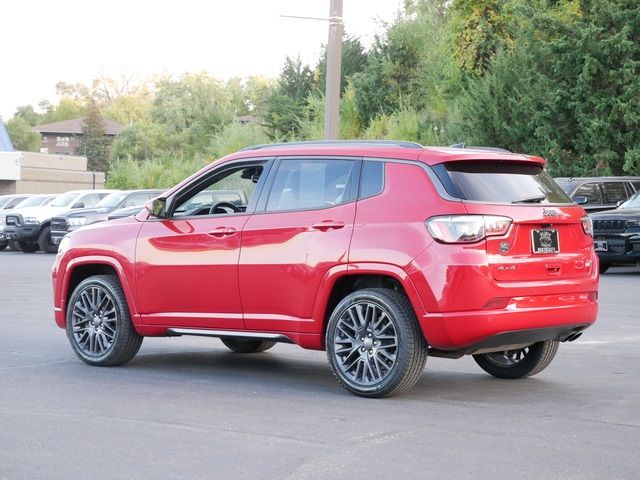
(450, 142, 465, 149)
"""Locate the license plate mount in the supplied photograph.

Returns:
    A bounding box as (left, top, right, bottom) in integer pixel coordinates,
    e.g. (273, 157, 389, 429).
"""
(532, 229, 559, 254)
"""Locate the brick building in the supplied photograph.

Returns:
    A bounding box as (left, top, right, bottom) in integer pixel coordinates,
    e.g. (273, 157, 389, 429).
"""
(32, 117, 124, 155)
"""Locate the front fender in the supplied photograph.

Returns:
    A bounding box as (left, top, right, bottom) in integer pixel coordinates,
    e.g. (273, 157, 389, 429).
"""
(54, 255, 140, 329)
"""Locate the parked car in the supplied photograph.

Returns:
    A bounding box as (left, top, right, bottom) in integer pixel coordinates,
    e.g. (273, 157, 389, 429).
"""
(0, 194, 31, 211)
(590, 190, 640, 272)
(50, 189, 164, 249)
(554, 176, 640, 212)
(0, 194, 57, 250)
(53, 141, 598, 398)
(10, 189, 116, 253)
(107, 205, 146, 220)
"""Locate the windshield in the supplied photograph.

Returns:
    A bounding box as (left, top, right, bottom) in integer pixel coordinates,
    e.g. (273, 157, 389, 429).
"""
(15, 196, 48, 208)
(96, 192, 128, 208)
(620, 191, 640, 209)
(438, 162, 572, 204)
(50, 192, 81, 207)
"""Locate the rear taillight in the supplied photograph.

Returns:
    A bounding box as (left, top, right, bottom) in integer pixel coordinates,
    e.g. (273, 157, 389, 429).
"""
(581, 215, 593, 236)
(426, 215, 512, 244)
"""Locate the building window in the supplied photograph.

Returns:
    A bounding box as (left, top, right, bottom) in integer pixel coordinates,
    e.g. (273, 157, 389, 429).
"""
(42, 136, 48, 142)
(56, 136, 70, 147)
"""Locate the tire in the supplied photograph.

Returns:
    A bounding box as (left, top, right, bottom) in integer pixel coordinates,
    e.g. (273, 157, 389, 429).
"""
(0, 241, 6, 251)
(38, 226, 58, 254)
(66, 274, 143, 366)
(8, 240, 19, 251)
(325, 288, 427, 398)
(599, 263, 610, 274)
(18, 241, 38, 253)
(473, 340, 559, 379)
(220, 338, 277, 353)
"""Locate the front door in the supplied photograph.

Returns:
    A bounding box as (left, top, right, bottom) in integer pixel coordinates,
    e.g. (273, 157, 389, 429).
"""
(135, 161, 269, 329)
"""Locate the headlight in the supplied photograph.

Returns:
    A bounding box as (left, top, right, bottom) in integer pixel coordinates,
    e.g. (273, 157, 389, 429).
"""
(68, 217, 87, 227)
(23, 217, 39, 225)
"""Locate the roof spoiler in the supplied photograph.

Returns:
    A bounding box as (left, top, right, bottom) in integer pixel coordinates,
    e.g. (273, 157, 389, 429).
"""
(449, 143, 512, 153)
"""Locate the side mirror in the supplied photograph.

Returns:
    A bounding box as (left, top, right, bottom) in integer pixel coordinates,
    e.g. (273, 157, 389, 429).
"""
(573, 195, 588, 205)
(145, 197, 166, 218)
(617, 200, 625, 207)
(73, 203, 85, 209)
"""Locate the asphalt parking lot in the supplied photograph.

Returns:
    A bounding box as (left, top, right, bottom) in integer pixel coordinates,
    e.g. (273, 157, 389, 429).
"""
(1, 251, 638, 480)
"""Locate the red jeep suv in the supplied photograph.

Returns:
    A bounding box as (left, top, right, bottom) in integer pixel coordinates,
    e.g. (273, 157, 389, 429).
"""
(52, 141, 598, 397)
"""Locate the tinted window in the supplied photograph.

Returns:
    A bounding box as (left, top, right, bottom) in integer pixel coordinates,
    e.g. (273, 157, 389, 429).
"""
(173, 164, 264, 217)
(601, 182, 628, 204)
(74, 193, 103, 208)
(266, 159, 355, 211)
(573, 183, 602, 204)
(360, 161, 384, 198)
(632, 181, 640, 191)
(121, 193, 151, 208)
(441, 162, 571, 204)
(4, 197, 28, 209)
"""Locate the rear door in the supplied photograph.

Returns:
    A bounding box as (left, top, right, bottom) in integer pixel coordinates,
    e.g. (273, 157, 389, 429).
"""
(439, 161, 595, 282)
(239, 157, 359, 333)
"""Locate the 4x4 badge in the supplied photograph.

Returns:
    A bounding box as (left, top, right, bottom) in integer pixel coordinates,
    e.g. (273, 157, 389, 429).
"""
(543, 208, 560, 217)
(499, 242, 509, 254)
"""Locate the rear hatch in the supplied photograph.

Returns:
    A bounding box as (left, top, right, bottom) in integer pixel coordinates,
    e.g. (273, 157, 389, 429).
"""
(434, 160, 594, 281)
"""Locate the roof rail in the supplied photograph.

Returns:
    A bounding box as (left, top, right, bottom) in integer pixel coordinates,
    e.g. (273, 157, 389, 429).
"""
(449, 143, 511, 153)
(240, 140, 424, 151)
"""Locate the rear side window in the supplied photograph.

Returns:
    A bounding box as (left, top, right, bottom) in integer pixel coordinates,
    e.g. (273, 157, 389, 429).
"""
(360, 161, 384, 198)
(266, 159, 355, 211)
(573, 183, 602, 204)
(601, 182, 628, 204)
(632, 181, 640, 191)
(436, 162, 572, 204)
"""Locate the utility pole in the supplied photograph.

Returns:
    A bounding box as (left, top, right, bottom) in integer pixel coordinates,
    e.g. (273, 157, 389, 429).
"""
(324, 0, 343, 140)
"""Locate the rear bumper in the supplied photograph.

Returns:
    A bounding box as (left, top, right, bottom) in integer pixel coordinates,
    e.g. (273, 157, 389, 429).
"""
(419, 292, 597, 351)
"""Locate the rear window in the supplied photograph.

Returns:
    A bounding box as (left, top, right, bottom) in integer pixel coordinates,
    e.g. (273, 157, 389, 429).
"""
(436, 162, 572, 204)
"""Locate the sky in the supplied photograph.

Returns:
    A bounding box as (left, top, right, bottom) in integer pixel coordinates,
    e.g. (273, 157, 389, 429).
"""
(1, 0, 404, 120)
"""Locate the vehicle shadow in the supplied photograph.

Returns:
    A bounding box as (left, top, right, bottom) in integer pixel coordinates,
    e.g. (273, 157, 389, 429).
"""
(125, 347, 582, 404)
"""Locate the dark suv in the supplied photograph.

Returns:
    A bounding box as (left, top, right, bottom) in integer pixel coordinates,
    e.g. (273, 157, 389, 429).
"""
(555, 176, 640, 212)
(591, 191, 640, 272)
(52, 141, 598, 397)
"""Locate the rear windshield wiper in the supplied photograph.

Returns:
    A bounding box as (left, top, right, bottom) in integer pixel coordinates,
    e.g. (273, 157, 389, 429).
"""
(512, 195, 546, 204)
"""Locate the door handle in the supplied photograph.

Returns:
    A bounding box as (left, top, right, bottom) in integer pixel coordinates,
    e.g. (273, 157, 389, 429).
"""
(311, 221, 345, 231)
(207, 227, 236, 237)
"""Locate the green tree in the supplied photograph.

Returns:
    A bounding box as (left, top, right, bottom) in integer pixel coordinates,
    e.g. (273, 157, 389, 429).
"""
(111, 123, 169, 161)
(152, 73, 240, 156)
(263, 56, 316, 139)
(5, 118, 40, 151)
(315, 35, 368, 95)
(13, 105, 41, 126)
(452, 0, 640, 176)
(76, 101, 111, 172)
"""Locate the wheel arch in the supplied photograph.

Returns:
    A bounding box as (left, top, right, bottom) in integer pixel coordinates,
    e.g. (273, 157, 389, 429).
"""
(312, 263, 427, 348)
(59, 256, 139, 328)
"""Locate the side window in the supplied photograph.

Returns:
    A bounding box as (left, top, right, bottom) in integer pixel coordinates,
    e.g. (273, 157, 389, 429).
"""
(601, 182, 628, 204)
(122, 193, 150, 208)
(360, 161, 384, 198)
(632, 181, 640, 192)
(265, 159, 355, 211)
(173, 164, 264, 217)
(75, 193, 102, 208)
(573, 183, 602, 204)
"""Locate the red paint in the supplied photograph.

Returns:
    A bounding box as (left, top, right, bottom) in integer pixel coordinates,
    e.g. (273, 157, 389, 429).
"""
(53, 144, 598, 354)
